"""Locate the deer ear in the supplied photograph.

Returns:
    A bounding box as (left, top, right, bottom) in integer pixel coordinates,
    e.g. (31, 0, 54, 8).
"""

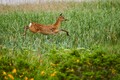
(60, 13, 62, 16)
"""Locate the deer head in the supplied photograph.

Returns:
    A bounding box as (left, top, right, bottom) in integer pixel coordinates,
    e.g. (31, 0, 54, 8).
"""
(58, 13, 68, 21)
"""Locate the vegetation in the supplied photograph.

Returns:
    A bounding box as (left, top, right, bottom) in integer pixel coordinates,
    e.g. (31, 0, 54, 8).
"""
(0, 47, 120, 80)
(0, 0, 120, 79)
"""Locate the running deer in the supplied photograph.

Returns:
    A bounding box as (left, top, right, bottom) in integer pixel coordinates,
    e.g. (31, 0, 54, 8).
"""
(23, 13, 69, 36)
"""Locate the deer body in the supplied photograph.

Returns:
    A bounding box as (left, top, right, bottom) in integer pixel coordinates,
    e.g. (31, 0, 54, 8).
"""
(29, 22, 56, 34)
(23, 14, 69, 36)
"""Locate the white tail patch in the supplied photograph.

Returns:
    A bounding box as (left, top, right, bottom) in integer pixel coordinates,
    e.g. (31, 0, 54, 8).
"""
(29, 23, 32, 27)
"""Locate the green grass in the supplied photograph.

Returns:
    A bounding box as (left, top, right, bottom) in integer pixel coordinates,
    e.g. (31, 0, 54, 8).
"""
(0, 0, 120, 79)
(0, 0, 120, 53)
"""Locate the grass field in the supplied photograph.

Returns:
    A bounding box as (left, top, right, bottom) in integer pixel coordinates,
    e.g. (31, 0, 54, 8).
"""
(0, 0, 120, 80)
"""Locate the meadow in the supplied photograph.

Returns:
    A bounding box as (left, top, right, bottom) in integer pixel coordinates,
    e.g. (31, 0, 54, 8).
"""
(0, 0, 120, 80)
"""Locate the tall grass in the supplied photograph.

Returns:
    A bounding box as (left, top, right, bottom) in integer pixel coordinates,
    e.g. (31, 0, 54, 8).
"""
(0, 0, 120, 53)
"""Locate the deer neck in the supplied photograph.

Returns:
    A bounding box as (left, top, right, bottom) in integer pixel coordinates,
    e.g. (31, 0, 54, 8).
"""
(53, 19, 62, 28)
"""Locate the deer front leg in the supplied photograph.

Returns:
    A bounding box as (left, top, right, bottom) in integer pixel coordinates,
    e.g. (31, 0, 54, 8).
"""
(53, 29, 69, 36)
(60, 29, 69, 36)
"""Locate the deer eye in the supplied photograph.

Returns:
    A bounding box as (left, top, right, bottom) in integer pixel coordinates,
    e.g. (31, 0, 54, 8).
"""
(60, 13, 62, 16)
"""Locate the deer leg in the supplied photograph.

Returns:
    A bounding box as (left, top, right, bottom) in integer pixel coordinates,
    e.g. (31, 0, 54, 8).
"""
(53, 29, 69, 36)
(23, 26, 29, 36)
(60, 29, 69, 36)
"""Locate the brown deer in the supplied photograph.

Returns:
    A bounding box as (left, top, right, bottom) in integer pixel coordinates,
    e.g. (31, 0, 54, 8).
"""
(23, 13, 69, 36)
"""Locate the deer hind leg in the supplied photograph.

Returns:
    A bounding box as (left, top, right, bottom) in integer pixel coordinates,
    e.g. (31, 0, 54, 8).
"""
(23, 26, 29, 36)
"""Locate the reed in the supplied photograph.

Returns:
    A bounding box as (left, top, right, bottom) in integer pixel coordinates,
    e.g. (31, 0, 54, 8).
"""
(0, 0, 120, 53)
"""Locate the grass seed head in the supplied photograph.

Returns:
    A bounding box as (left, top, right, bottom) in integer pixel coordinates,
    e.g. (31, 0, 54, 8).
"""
(8, 74, 14, 80)
(50, 72, 57, 77)
(3, 71, 7, 75)
(40, 71, 45, 76)
(12, 68, 17, 74)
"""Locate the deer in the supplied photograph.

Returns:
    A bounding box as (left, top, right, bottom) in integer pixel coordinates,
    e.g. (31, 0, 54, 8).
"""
(23, 13, 69, 37)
